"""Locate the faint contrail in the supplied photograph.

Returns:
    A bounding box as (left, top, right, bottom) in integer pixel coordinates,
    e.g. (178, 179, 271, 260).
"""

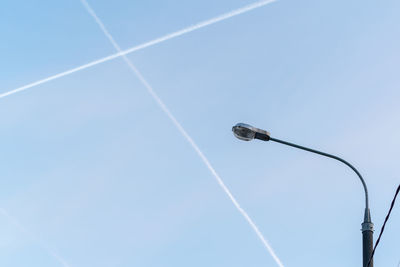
(99, 0, 277, 56)
(0, 0, 276, 99)
(80, 1, 284, 266)
(0, 207, 71, 267)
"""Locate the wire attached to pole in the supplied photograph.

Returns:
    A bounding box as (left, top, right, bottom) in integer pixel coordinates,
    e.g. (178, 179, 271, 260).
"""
(367, 184, 400, 267)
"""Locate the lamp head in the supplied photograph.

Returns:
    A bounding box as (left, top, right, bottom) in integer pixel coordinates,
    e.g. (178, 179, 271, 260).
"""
(232, 123, 270, 141)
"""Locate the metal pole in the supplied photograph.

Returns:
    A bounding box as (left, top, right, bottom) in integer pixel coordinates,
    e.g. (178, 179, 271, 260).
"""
(269, 137, 373, 267)
(363, 208, 374, 267)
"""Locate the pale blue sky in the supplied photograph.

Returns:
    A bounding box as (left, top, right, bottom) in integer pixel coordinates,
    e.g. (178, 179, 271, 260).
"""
(0, 0, 399, 266)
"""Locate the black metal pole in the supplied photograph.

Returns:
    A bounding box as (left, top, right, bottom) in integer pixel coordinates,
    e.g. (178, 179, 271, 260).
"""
(269, 137, 373, 267)
(363, 208, 374, 267)
(363, 227, 374, 267)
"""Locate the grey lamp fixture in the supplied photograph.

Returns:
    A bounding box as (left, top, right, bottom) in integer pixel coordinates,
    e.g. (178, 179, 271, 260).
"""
(232, 123, 270, 141)
(232, 123, 374, 267)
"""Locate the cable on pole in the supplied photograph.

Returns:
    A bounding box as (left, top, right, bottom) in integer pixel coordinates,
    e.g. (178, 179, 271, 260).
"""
(367, 184, 400, 267)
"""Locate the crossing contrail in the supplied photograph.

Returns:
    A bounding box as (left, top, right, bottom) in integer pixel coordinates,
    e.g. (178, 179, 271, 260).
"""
(0, 207, 71, 267)
(0, 0, 276, 99)
(80, 0, 284, 266)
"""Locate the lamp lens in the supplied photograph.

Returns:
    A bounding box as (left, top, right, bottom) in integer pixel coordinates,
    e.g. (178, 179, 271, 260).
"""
(232, 125, 255, 141)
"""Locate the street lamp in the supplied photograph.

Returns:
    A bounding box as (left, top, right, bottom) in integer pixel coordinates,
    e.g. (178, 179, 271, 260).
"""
(232, 123, 374, 267)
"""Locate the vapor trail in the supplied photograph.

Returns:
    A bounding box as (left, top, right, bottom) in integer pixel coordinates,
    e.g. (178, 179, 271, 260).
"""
(0, 0, 276, 99)
(0, 207, 71, 267)
(106, 0, 277, 55)
(80, 1, 284, 266)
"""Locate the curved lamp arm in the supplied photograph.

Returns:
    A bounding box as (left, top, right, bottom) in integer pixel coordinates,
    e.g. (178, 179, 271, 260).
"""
(269, 136, 374, 267)
(269, 137, 370, 212)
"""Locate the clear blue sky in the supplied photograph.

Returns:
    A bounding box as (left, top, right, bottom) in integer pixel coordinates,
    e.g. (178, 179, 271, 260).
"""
(0, 0, 399, 266)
